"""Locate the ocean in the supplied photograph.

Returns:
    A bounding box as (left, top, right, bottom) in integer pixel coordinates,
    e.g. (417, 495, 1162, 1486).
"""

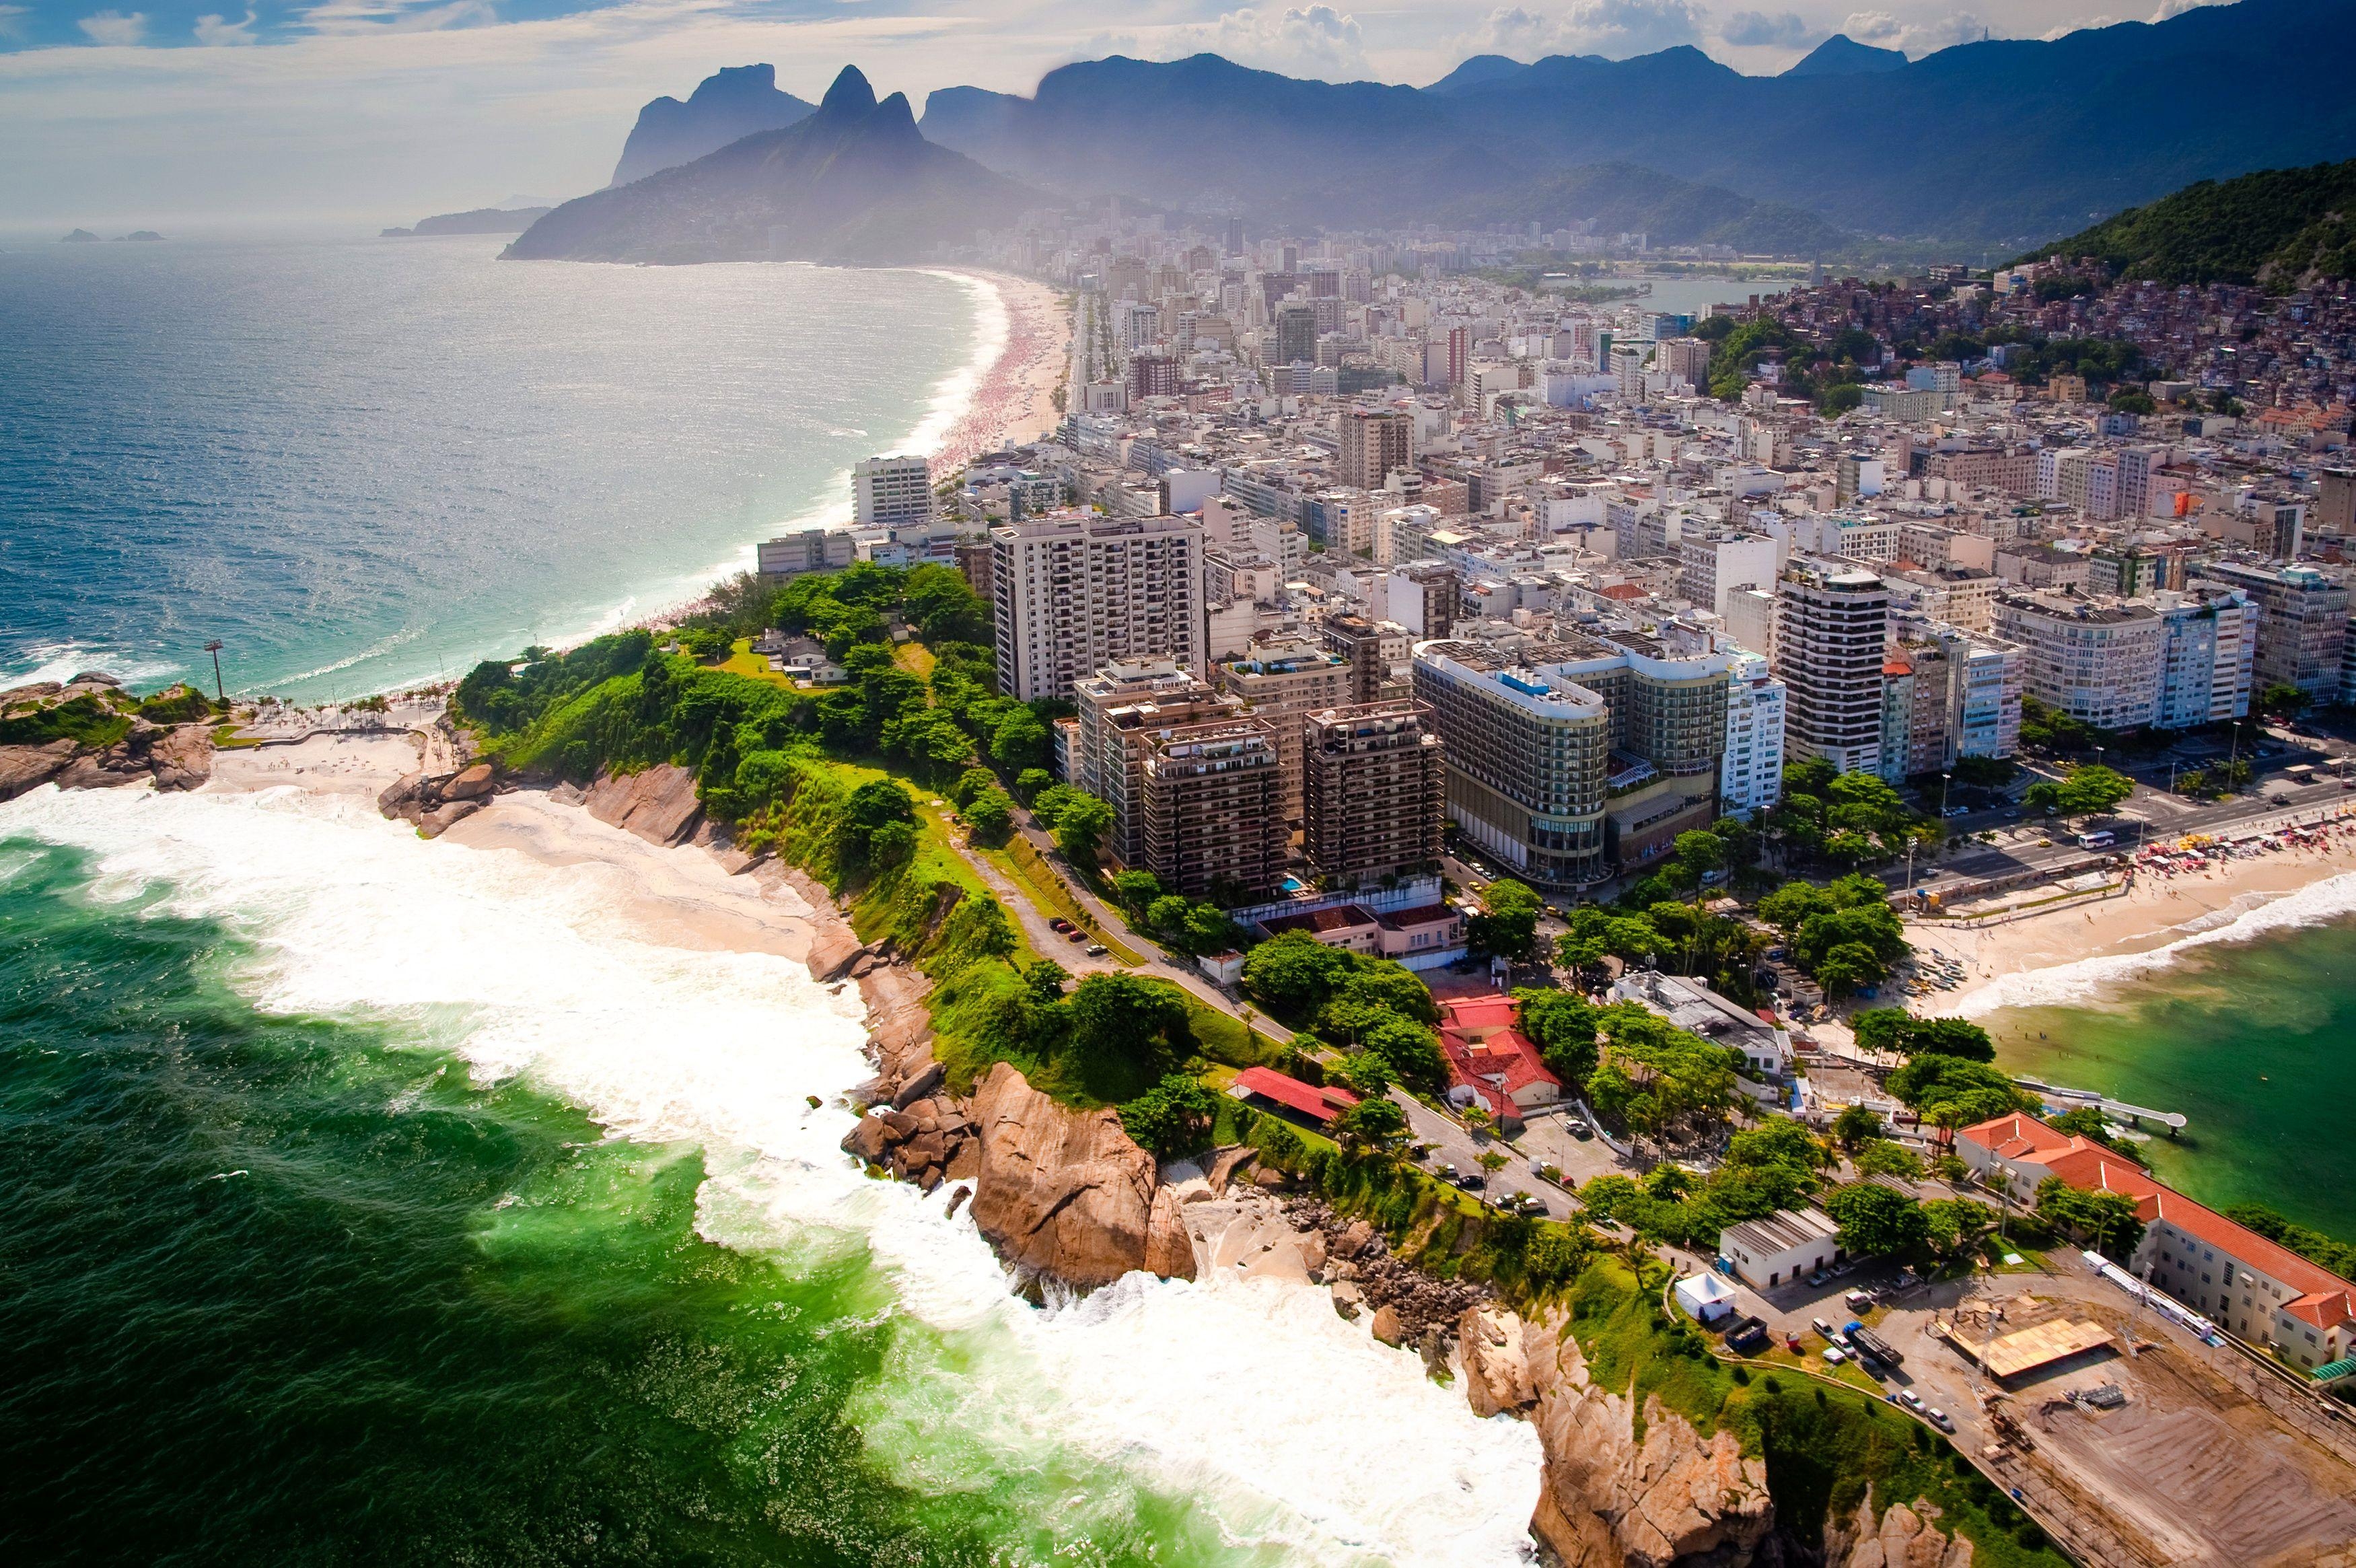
(0, 234, 990, 699)
(0, 241, 1542, 1567)
(1969, 881, 2356, 1238)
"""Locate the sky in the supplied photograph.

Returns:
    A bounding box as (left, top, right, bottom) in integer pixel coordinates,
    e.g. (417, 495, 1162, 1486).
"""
(0, 0, 2233, 230)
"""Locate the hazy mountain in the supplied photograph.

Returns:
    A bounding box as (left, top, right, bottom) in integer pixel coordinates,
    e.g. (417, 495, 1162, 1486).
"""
(609, 65, 814, 188)
(2017, 157, 2356, 288)
(917, 0, 2356, 245)
(508, 67, 1032, 266)
(380, 207, 551, 238)
(1435, 162, 1852, 254)
(1781, 34, 1908, 77)
(1422, 55, 1532, 94)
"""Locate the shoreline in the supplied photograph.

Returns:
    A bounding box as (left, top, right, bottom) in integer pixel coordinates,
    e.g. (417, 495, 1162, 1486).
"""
(1911, 823, 2356, 1020)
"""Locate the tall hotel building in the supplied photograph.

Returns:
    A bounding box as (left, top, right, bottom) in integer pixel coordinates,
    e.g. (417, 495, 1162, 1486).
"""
(1773, 559, 1890, 776)
(989, 511, 1207, 701)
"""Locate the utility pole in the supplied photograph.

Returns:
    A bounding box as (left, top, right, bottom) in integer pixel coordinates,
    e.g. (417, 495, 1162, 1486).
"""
(204, 640, 225, 704)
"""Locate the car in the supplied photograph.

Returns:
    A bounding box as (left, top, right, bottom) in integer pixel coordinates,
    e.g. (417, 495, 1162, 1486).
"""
(1812, 1316, 1838, 1341)
(2003, 808, 2022, 819)
(1065, 929, 1088, 943)
(1927, 1409, 1955, 1432)
(1083, 943, 1107, 956)
(1567, 1122, 1594, 1141)
(1048, 918, 1073, 933)
(1456, 1172, 1485, 1190)
(1822, 1346, 1847, 1365)
(1807, 1269, 1832, 1288)
(1899, 1390, 1927, 1413)
(1941, 805, 1970, 818)
(1846, 1289, 1876, 1312)
(1438, 1163, 1460, 1180)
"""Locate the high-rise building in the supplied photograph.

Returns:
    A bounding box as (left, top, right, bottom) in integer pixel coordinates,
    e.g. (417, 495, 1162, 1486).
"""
(2199, 561, 2349, 698)
(1773, 559, 1890, 776)
(1719, 649, 1787, 815)
(1320, 614, 1404, 705)
(2153, 585, 2256, 729)
(1300, 701, 1447, 888)
(1224, 217, 1245, 256)
(2318, 467, 2356, 534)
(1074, 662, 1235, 871)
(1661, 338, 1711, 388)
(853, 455, 933, 532)
(1213, 636, 1353, 823)
(1678, 531, 1779, 618)
(1993, 591, 2165, 731)
(1139, 715, 1289, 901)
(1338, 406, 1414, 491)
(1127, 354, 1179, 401)
(1384, 563, 1459, 638)
(1275, 304, 1318, 366)
(990, 511, 1207, 701)
(756, 527, 857, 579)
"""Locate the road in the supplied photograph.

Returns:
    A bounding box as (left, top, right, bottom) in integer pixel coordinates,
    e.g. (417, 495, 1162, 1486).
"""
(1388, 1089, 1585, 1220)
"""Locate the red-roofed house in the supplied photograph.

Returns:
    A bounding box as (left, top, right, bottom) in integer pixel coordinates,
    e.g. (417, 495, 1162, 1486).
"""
(1958, 1111, 2356, 1369)
(1230, 1066, 1360, 1130)
(1436, 994, 1562, 1131)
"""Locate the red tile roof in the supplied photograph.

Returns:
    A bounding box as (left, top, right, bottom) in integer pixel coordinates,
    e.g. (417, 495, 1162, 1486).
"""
(1258, 903, 1378, 938)
(1960, 1111, 2355, 1332)
(1233, 1066, 1359, 1127)
(1436, 994, 1561, 1119)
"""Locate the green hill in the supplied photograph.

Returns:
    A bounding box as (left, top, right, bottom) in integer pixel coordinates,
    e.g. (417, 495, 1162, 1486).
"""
(2019, 157, 2356, 289)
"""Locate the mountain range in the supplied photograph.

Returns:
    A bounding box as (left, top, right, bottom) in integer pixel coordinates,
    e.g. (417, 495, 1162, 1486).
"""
(506, 67, 1029, 265)
(914, 0, 2356, 245)
(608, 64, 813, 188)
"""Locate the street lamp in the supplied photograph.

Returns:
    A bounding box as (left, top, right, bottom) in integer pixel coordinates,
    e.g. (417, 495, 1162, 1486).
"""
(203, 640, 225, 704)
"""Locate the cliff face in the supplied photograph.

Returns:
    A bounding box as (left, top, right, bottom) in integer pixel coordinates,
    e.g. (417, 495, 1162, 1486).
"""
(1460, 1306, 1774, 1568)
(1822, 1494, 1974, 1568)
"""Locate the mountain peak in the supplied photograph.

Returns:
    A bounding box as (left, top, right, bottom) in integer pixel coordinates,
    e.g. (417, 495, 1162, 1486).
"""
(1783, 33, 1910, 77)
(820, 65, 878, 119)
(609, 65, 814, 186)
(690, 64, 777, 102)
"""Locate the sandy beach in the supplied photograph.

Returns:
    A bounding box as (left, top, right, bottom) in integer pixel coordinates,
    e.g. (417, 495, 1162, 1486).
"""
(209, 732, 834, 964)
(1911, 822, 2356, 1016)
(927, 268, 1067, 470)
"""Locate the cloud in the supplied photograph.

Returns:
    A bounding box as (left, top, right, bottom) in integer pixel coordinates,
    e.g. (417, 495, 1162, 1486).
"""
(2042, 14, 2114, 38)
(1456, 0, 1707, 60)
(1719, 9, 1822, 48)
(1837, 9, 1987, 55)
(0, 5, 29, 42)
(194, 9, 260, 44)
(1092, 6, 1369, 78)
(76, 8, 148, 43)
(2149, 0, 2227, 18)
(297, 0, 499, 36)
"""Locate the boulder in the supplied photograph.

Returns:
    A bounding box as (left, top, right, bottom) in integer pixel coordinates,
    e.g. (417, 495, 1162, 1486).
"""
(964, 1062, 1170, 1289)
(0, 740, 77, 802)
(1825, 1494, 1974, 1568)
(441, 762, 497, 800)
(945, 1184, 972, 1219)
(807, 925, 865, 983)
(379, 770, 426, 814)
(841, 1113, 896, 1164)
(1330, 1281, 1365, 1320)
(1369, 1305, 1406, 1346)
(1457, 1306, 1539, 1418)
(1205, 1144, 1257, 1195)
(1297, 1229, 1328, 1273)
(890, 1061, 945, 1110)
(1337, 1219, 1375, 1258)
(419, 799, 483, 838)
(145, 724, 214, 791)
(583, 762, 703, 845)
(1144, 1184, 1199, 1281)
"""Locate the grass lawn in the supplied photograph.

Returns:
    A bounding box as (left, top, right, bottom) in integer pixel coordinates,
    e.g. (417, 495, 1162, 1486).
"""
(209, 723, 264, 750)
(891, 639, 937, 678)
(989, 835, 1153, 966)
(720, 638, 801, 691)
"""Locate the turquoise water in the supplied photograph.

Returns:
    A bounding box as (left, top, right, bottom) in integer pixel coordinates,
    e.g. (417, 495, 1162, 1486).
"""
(0, 235, 982, 700)
(0, 787, 1542, 1566)
(1984, 916, 2356, 1239)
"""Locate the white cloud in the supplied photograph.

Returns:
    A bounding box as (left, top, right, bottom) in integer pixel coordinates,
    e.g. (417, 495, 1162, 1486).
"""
(77, 8, 149, 44)
(1092, 6, 1370, 78)
(2042, 13, 2114, 38)
(194, 9, 260, 44)
(2149, 0, 2227, 19)
(1837, 8, 1987, 55)
(0, 5, 30, 42)
(1719, 9, 1824, 48)
(1456, 0, 1707, 60)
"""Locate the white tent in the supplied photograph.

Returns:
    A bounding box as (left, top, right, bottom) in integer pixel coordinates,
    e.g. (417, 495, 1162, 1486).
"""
(1674, 1271, 1738, 1324)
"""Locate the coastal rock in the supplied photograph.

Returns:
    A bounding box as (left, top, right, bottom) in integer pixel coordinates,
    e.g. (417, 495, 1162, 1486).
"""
(1369, 1305, 1406, 1347)
(583, 762, 703, 846)
(1824, 1494, 1974, 1568)
(1205, 1144, 1257, 1196)
(843, 1112, 895, 1165)
(0, 741, 77, 801)
(1330, 1281, 1365, 1320)
(1337, 1219, 1375, 1258)
(419, 799, 484, 838)
(1144, 1184, 1199, 1281)
(892, 1061, 945, 1110)
(1523, 1312, 1774, 1568)
(441, 762, 497, 800)
(808, 925, 865, 983)
(964, 1062, 1166, 1290)
(1458, 1306, 1540, 1418)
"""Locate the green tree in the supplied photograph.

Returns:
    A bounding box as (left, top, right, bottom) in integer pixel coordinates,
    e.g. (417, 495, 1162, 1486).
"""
(1855, 1140, 1925, 1180)
(1014, 767, 1052, 801)
(1334, 1094, 1408, 1153)
(2258, 681, 2308, 717)
(2024, 762, 2134, 818)
(1515, 989, 1602, 1087)
(1824, 1180, 1929, 1257)
(1328, 964, 1438, 1024)
(950, 765, 1000, 809)
(1887, 1055, 2030, 1133)
(1119, 1074, 1219, 1157)
(1362, 1018, 1448, 1090)
(1469, 879, 1543, 961)
(841, 778, 916, 862)
(1832, 1104, 1885, 1150)
(963, 788, 1013, 843)
(1241, 931, 1362, 1015)
(1672, 830, 1727, 894)
(2035, 1178, 2146, 1257)
(1024, 959, 1071, 1005)
(1812, 941, 1888, 997)
(1108, 869, 1164, 917)
(1921, 1197, 1996, 1261)
(1065, 973, 1192, 1077)
(1050, 792, 1114, 865)
(1338, 1050, 1396, 1096)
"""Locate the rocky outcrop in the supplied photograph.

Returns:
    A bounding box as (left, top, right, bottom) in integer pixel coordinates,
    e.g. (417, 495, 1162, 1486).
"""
(1823, 1494, 1974, 1568)
(1281, 1197, 1491, 1349)
(1, 717, 215, 801)
(0, 740, 79, 801)
(378, 763, 505, 836)
(1488, 1308, 1775, 1568)
(962, 1062, 1196, 1289)
(583, 762, 703, 845)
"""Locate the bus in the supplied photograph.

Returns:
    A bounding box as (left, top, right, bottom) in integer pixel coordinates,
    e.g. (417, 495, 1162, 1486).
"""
(2076, 830, 2116, 849)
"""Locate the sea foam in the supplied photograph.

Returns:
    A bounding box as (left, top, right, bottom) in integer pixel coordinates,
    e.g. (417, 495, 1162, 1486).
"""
(0, 781, 1541, 1567)
(1950, 869, 2356, 1018)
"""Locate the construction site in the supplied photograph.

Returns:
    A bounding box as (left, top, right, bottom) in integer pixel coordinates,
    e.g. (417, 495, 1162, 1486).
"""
(1918, 1286, 2356, 1567)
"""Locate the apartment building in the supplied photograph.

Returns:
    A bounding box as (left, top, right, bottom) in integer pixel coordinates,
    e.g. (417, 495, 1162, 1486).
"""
(1138, 715, 1289, 902)
(2153, 586, 2256, 729)
(1723, 587, 1778, 662)
(1892, 565, 1996, 635)
(1773, 559, 1890, 776)
(853, 455, 933, 531)
(989, 511, 1207, 700)
(1678, 531, 1780, 618)
(1320, 613, 1410, 704)
(1411, 639, 1613, 887)
(1213, 635, 1353, 823)
(1384, 561, 1460, 637)
(1337, 406, 1414, 491)
(1299, 701, 1447, 888)
(1073, 662, 1236, 871)
(2200, 561, 2350, 699)
(755, 526, 857, 579)
(1720, 649, 1787, 815)
(1993, 590, 2164, 730)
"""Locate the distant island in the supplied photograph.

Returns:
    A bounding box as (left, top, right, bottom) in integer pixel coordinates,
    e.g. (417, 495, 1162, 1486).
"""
(61, 228, 163, 242)
(381, 207, 552, 238)
(61, 229, 100, 243)
(504, 65, 1028, 266)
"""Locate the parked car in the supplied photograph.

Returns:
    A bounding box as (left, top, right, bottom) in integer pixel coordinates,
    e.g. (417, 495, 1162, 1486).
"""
(1807, 1269, 1832, 1288)
(1084, 943, 1107, 956)
(1049, 918, 1073, 933)
(1065, 929, 1088, 943)
(1567, 1122, 1594, 1141)
(1822, 1346, 1847, 1365)
(1898, 1390, 1927, 1413)
(1811, 1317, 1839, 1343)
(1927, 1408, 1955, 1432)
(1846, 1289, 1876, 1312)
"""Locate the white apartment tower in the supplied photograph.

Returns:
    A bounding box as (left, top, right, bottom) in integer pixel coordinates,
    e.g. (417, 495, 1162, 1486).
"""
(1992, 592, 2165, 731)
(1720, 650, 1787, 815)
(990, 511, 1208, 701)
(1773, 559, 1890, 776)
(853, 455, 933, 532)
